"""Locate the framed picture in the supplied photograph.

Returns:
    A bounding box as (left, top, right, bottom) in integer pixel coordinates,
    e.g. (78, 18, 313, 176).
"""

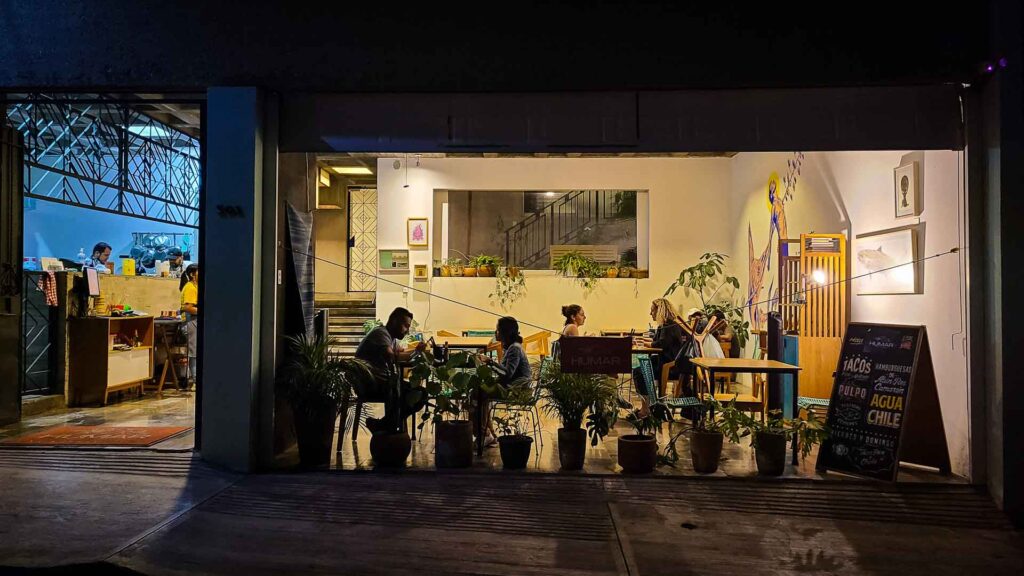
(853, 226, 920, 295)
(894, 162, 920, 218)
(407, 217, 428, 247)
(413, 264, 428, 280)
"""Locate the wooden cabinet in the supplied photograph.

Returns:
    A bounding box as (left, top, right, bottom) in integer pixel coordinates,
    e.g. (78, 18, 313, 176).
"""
(69, 316, 154, 406)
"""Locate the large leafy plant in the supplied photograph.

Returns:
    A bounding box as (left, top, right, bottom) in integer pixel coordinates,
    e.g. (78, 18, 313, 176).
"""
(278, 333, 373, 416)
(658, 396, 749, 467)
(744, 409, 829, 460)
(408, 349, 502, 428)
(664, 252, 750, 349)
(539, 358, 618, 445)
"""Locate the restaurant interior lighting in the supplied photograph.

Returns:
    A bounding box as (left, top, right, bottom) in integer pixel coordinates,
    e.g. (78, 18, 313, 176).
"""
(811, 269, 827, 285)
(331, 166, 373, 175)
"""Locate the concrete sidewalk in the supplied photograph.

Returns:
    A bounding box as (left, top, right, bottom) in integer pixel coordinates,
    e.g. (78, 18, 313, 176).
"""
(1, 451, 1022, 575)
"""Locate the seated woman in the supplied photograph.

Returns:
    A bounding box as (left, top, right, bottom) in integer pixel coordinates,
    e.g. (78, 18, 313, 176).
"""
(476, 316, 532, 446)
(560, 304, 585, 337)
(648, 298, 690, 393)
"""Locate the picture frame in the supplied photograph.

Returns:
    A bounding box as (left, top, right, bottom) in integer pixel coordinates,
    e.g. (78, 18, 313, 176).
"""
(894, 162, 920, 218)
(853, 225, 920, 295)
(413, 264, 428, 280)
(407, 217, 429, 247)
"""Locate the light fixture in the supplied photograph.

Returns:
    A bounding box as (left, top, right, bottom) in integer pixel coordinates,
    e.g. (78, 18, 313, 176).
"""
(331, 166, 373, 175)
(811, 269, 827, 285)
(545, 191, 555, 197)
(318, 168, 331, 187)
(403, 154, 410, 188)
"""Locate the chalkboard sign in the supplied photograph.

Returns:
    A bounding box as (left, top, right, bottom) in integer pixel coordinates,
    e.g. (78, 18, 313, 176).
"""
(817, 323, 950, 481)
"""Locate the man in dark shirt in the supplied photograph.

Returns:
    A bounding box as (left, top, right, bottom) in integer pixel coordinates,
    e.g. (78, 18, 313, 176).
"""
(355, 307, 427, 432)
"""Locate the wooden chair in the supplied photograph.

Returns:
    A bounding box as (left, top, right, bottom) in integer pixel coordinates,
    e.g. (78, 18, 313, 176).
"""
(696, 365, 766, 422)
(485, 341, 504, 361)
(522, 331, 549, 359)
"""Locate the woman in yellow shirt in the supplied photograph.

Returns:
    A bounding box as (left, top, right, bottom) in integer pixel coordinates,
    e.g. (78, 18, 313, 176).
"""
(179, 264, 199, 389)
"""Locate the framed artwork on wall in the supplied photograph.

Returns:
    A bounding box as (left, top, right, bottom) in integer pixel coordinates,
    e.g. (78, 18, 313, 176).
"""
(894, 162, 920, 218)
(407, 217, 428, 247)
(853, 225, 920, 295)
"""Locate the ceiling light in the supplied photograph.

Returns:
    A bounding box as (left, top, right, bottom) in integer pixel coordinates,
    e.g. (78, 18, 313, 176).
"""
(331, 166, 373, 175)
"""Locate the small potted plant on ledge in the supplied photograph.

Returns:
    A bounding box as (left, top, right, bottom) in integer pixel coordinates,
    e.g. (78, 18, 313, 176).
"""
(743, 410, 828, 476)
(605, 264, 619, 278)
(471, 254, 502, 277)
(279, 333, 373, 468)
(493, 386, 535, 470)
(540, 358, 617, 470)
(553, 251, 603, 293)
(490, 265, 527, 311)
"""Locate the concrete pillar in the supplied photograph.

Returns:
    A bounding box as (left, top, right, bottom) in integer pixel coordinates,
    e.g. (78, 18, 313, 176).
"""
(201, 87, 269, 471)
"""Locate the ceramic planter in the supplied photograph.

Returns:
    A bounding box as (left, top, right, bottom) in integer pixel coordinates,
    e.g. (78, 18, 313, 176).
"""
(462, 266, 478, 277)
(435, 420, 473, 468)
(558, 427, 587, 470)
(690, 430, 724, 473)
(755, 431, 787, 476)
(440, 265, 452, 277)
(477, 265, 495, 277)
(498, 434, 534, 469)
(606, 268, 619, 278)
(370, 430, 412, 468)
(617, 434, 658, 473)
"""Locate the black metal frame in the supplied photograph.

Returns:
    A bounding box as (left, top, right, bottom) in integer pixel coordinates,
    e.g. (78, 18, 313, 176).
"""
(5, 94, 201, 227)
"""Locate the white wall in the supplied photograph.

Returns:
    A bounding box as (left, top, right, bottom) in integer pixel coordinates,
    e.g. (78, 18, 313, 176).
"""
(313, 209, 347, 294)
(376, 157, 733, 335)
(730, 151, 970, 476)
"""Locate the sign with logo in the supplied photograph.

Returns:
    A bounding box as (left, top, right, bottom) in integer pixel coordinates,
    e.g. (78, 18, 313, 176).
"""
(817, 323, 950, 481)
(559, 336, 632, 374)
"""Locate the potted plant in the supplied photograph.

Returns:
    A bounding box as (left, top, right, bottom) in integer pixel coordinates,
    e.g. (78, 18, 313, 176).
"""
(409, 349, 501, 468)
(552, 251, 603, 293)
(617, 259, 635, 279)
(490, 265, 527, 311)
(279, 333, 373, 468)
(443, 257, 463, 277)
(687, 396, 749, 473)
(368, 370, 415, 468)
(471, 254, 502, 277)
(432, 259, 442, 277)
(664, 252, 750, 350)
(605, 265, 619, 278)
(493, 386, 535, 470)
(743, 410, 828, 476)
(539, 358, 617, 470)
(617, 401, 666, 474)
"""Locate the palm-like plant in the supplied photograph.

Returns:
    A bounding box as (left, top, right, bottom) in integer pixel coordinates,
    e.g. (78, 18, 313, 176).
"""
(539, 359, 618, 445)
(279, 333, 372, 416)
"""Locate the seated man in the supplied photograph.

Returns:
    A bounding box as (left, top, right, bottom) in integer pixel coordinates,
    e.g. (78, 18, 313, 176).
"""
(354, 307, 427, 432)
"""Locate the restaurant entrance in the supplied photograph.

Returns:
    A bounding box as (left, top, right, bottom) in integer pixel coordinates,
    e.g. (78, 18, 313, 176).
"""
(0, 94, 203, 454)
(268, 87, 978, 487)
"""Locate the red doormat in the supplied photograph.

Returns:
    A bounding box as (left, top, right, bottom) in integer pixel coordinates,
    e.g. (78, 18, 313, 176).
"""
(0, 426, 192, 447)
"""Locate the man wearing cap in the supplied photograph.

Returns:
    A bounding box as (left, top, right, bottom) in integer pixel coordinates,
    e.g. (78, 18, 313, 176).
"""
(168, 247, 185, 277)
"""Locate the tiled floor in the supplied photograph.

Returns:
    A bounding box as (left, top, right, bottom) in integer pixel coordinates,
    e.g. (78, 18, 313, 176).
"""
(0, 390, 196, 450)
(314, 403, 960, 483)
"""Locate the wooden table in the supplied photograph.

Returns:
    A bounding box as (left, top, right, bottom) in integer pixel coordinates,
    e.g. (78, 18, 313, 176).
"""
(689, 357, 802, 465)
(436, 336, 493, 349)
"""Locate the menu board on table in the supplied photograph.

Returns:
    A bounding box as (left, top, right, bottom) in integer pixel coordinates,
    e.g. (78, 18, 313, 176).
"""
(816, 323, 950, 481)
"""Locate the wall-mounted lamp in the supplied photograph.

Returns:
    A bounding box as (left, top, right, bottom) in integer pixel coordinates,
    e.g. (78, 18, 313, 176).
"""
(811, 269, 827, 285)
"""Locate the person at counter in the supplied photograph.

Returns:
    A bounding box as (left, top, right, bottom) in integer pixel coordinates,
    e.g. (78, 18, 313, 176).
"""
(168, 247, 185, 277)
(354, 307, 427, 433)
(179, 264, 199, 390)
(85, 242, 112, 273)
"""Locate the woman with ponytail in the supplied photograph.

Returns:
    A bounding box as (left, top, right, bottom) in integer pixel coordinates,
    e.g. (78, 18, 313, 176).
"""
(560, 304, 586, 337)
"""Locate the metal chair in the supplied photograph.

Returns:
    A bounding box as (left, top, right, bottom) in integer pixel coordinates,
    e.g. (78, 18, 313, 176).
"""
(636, 355, 701, 419)
(490, 357, 547, 448)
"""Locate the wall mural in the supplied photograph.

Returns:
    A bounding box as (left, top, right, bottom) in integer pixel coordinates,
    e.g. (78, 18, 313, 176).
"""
(745, 152, 804, 330)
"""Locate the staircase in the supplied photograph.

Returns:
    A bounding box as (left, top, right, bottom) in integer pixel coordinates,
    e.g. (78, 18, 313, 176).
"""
(504, 189, 628, 268)
(316, 296, 376, 357)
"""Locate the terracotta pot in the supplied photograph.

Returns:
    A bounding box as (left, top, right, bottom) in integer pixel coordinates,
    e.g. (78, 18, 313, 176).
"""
(452, 266, 464, 277)
(690, 430, 724, 474)
(293, 404, 338, 468)
(755, 431, 787, 476)
(557, 427, 588, 471)
(435, 420, 473, 468)
(606, 268, 619, 278)
(618, 268, 633, 279)
(617, 434, 658, 473)
(440, 266, 452, 277)
(498, 434, 534, 469)
(462, 266, 478, 277)
(633, 269, 649, 279)
(370, 430, 412, 468)
(477, 265, 495, 277)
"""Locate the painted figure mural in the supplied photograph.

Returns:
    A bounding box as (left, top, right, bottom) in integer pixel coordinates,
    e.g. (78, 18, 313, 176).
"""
(746, 152, 804, 330)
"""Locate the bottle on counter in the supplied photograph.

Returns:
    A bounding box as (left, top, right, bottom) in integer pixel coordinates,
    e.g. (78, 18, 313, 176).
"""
(77, 247, 87, 266)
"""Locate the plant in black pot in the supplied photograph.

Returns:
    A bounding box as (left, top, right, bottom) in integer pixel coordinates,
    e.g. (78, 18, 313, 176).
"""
(279, 333, 372, 468)
(539, 359, 618, 471)
(493, 387, 535, 470)
(409, 349, 500, 469)
(743, 410, 828, 476)
(367, 369, 415, 469)
(657, 396, 748, 474)
(617, 401, 666, 474)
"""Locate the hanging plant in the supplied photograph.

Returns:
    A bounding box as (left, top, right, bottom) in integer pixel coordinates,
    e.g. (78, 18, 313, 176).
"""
(552, 251, 602, 294)
(490, 265, 527, 311)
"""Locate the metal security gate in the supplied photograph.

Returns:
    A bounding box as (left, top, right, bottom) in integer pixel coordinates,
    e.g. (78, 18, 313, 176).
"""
(20, 272, 60, 396)
(347, 187, 377, 292)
